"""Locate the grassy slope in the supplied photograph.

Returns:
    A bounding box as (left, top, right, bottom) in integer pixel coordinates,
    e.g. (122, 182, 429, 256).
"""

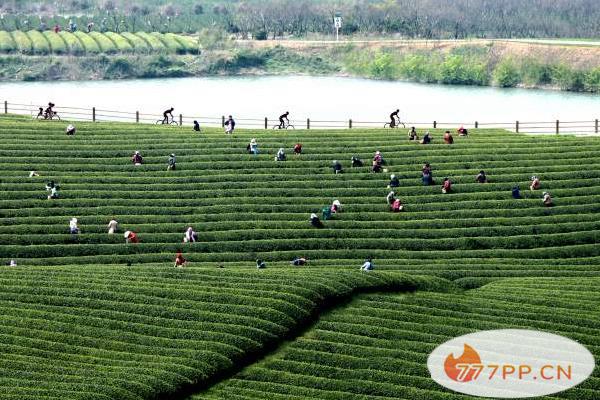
(199, 278, 600, 399)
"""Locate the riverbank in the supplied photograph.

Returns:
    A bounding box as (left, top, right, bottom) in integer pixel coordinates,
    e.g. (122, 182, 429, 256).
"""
(2, 39, 600, 93)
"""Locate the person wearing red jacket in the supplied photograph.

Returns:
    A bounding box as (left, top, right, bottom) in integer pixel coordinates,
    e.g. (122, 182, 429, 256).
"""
(124, 231, 139, 243)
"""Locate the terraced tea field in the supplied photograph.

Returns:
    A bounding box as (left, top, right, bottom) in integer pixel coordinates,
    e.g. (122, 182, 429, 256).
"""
(201, 278, 600, 399)
(0, 116, 598, 399)
(0, 30, 198, 55)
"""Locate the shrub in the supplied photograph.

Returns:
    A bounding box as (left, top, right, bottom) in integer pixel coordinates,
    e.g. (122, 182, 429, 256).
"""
(88, 32, 117, 54)
(26, 30, 51, 54)
(10, 30, 33, 54)
(584, 67, 600, 93)
(493, 58, 520, 87)
(73, 31, 100, 53)
(42, 31, 67, 54)
(254, 30, 268, 41)
(58, 31, 85, 55)
(0, 30, 16, 52)
(369, 51, 397, 79)
(104, 32, 134, 53)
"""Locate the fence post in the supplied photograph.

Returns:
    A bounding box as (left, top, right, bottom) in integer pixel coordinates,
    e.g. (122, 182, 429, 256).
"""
(595, 119, 598, 134)
(222, 116, 225, 127)
(179, 114, 183, 126)
(307, 118, 310, 130)
(136, 111, 139, 123)
(349, 119, 352, 129)
(556, 120, 559, 135)
(516, 121, 519, 133)
(264, 117, 268, 130)
(475, 121, 478, 129)
(4, 101, 7, 114)
(92, 107, 96, 122)
(433, 121, 437, 129)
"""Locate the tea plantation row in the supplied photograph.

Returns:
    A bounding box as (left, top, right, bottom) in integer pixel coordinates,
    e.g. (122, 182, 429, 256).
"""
(199, 278, 600, 399)
(0, 264, 446, 400)
(1, 117, 599, 399)
(0, 30, 199, 55)
(1, 118, 599, 275)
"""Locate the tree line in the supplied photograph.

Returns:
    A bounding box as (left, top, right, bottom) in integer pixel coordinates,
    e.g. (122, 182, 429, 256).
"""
(1, 0, 600, 39)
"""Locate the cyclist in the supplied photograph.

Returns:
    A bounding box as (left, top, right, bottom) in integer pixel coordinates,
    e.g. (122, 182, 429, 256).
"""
(162, 108, 174, 124)
(44, 102, 55, 119)
(279, 111, 290, 129)
(36, 107, 44, 119)
(389, 109, 400, 128)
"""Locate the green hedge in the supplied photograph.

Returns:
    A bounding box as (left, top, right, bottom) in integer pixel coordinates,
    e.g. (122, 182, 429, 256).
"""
(42, 31, 67, 54)
(202, 280, 600, 399)
(10, 30, 32, 54)
(26, 30, 50, 54)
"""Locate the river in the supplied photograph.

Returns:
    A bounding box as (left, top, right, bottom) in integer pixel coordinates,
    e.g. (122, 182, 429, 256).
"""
(1, 76, 599, 129)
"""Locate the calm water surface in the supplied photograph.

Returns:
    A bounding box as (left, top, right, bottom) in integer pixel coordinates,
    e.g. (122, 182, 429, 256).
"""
(1, 76, 599, 126)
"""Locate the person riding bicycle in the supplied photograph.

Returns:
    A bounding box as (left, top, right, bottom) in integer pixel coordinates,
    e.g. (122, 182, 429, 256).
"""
(279, 111, 290, 129)
(162, 108, 174, 124)
(389, 109, 400, 128)
(44, 102, 55, 119)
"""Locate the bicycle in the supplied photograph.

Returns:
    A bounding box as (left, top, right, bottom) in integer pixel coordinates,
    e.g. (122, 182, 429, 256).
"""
(272, 121, 295, 130)
(384, 119, 405, 129)
(156, 117, 179, 126)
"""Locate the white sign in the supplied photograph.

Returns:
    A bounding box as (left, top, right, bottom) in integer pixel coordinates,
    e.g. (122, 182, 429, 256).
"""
(334, 17, 342, 28)
(427, 329, 595, 398)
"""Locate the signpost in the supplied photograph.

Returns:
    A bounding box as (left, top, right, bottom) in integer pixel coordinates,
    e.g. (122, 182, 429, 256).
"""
(334, 12, 342, 41)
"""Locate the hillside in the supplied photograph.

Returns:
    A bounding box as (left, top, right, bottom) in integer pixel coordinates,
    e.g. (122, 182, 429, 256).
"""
(0, 117, 599, 399)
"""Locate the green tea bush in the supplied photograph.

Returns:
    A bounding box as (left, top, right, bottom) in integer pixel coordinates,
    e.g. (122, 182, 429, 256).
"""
(0, 30, 16, 52)
(58, 31, 85, 55)
(10, 30, 33, 54)
(42, 31, 67, 54)
(26, 30, 50, 54)
(104, 32, 134, 53)
(73, 31, 101, 53)
(120, 32, 150, 53)
(88, 32, 118, 54)
(135, 32, 168, 52)
(202, 279, 600, 399)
